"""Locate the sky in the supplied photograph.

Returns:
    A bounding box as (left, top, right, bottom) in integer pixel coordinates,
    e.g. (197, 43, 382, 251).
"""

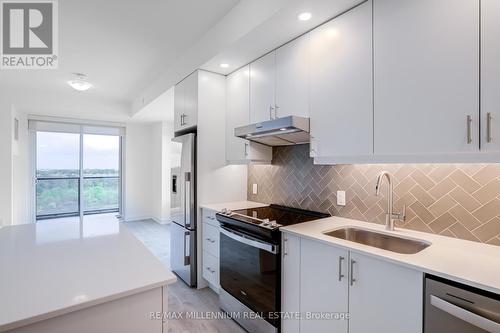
(37, 132, 120, 170)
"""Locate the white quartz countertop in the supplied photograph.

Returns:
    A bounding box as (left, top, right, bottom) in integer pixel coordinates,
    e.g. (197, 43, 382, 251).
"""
(281, 216, 500, 295)
(200, 200, 268, 212)
(0, 219, 176, 332)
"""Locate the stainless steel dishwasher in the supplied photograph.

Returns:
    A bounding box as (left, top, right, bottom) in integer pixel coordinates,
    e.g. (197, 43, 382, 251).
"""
(425, 275, 500, 333)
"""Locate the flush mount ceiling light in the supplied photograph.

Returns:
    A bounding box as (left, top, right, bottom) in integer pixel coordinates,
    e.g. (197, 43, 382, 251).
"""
(67, 73, 93, 91)
(219, 63, 229, 68)
(297, 12, 312, 21)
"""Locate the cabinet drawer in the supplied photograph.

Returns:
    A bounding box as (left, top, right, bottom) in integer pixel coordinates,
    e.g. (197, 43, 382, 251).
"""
(203, 251, 220, 288)
(202, 208, 218, 227)
(203, 223, 219, 257)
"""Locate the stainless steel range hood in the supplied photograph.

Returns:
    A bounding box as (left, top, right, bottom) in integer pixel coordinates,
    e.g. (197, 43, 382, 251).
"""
(234, 116, 310, 146)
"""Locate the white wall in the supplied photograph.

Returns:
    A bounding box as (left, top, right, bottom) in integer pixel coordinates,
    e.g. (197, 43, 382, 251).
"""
(12, 109, 30, 224)
(0, 102, 13, 226)
(124, 123, 156, 221)
(151, 121, 175, 223)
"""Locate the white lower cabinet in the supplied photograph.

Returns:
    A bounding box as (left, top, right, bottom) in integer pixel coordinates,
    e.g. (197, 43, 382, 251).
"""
(300, 238, 349, 333)
(348, 252, 423, 333)
(281, 232, 423, 333)
(201, 208, 220, 292)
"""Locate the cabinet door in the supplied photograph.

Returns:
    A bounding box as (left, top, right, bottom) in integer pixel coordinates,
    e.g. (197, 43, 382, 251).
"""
(174, 80, 185, 132)
(275, 35, 310, 118)
(348, 252, 423, 333)
(481, 0, 500, 152)
(250, 52, 276, 123)
(183, 71, 198, 129)
(300, 238, 349, 333)
(374, 0, 479, 156)
(282, 233, 300, 333)
(309, 1, 373, 159)
(226, 66, 250, 161)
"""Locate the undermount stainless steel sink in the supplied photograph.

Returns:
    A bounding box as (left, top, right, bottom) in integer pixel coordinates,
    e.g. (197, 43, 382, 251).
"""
(323, 227, 431, 254)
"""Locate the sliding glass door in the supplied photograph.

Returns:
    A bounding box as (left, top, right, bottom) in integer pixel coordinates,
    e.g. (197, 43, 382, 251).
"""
(33, 122, 123, 221)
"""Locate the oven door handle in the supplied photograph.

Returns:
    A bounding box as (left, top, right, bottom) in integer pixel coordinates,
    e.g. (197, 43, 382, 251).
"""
(220, 227, 278, 254)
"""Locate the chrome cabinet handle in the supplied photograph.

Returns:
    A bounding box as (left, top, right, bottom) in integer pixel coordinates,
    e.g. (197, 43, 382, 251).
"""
(338, 256, 345, 281)
(183, 231, 190, 266)
(269, 105, 275, 120)
(205, 267, 215, 274)
(180, 114, 184, 126)
(467, 115, 472, 144)
(487, 112, 493, 143)
(283, 237, 288, 257)
(205, 238, 215, 243)
(244, 142, 249, 156)
(350, 259, 356, 286)
(206, 216, 215, 220)
(274, 104, 279, 119)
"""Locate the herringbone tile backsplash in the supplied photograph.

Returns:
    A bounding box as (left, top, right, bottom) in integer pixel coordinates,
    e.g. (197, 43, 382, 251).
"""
(247, 145, 500, 246)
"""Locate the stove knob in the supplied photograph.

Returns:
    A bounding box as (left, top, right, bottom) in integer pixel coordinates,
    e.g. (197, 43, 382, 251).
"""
(270, 220, 278, 228)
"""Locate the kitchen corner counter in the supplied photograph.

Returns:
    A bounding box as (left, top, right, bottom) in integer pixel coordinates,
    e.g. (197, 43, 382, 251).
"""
(281, 216, 500, 295)
(200, 200, 268, 212)
(0, 219, 176, 332)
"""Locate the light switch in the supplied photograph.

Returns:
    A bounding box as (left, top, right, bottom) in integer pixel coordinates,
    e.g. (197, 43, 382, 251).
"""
(252, 183, 258, 195)
(337, 191, 346, 206)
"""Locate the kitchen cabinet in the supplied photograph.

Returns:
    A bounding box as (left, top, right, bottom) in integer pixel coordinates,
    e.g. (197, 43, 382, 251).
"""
(275, 35, 310, 118)
(348, 252, 423, 333)
(174, 71, 198, 132)
(281, 234, 301, 333)
(309, 0, 373, 161)
(374, 0, 480, 156)
(282, 232, 423, 333)
(481, 0, 500, 152)
(201, 208, 220, 292)
(300, 238, 349, 333)
(226, 65, 272, 163)
(250, 52, 276, 123)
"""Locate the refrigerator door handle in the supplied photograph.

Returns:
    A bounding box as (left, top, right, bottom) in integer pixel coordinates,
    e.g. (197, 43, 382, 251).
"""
(184, 171, 191, 228)
(184, 231, 190, 266)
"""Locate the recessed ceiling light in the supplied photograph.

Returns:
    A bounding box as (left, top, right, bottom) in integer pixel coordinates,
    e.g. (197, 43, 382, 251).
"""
(298, 12, 312, 21)
(67, 73, 93, 92)
(220, 63, 229, 68)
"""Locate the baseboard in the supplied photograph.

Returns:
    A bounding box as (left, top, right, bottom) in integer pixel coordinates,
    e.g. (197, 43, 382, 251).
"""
(122, 216, 154, 222)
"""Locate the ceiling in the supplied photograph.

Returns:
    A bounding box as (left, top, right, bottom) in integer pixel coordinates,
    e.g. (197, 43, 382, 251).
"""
(3, 0, 364, 123)
(0, 0, 240, 105)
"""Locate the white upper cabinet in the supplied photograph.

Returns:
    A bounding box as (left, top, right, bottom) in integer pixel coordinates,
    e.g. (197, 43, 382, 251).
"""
(374, 0, 480, 156)
(226, 65, 272, 164)
(348, 252, 423, 333)
(300, 238, 349, 333)
(275, 35, 310, 118)
(309, 1, 373, 160)
(174, 71, 198, 132)
(250, 52, 276, 123)
(481, 0, 500, 152)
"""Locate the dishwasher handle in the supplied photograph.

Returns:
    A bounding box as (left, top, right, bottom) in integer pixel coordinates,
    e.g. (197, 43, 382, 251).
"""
(430, 295, 500, 333)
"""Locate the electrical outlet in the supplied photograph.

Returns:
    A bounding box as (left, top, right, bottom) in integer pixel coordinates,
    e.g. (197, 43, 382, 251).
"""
(337, 191, 346, 206)
(252, 183, 258, 195)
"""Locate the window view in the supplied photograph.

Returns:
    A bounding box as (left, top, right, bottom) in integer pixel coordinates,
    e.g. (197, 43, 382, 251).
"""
(83, 134, 120, 213)
(36, 131, 121, 220)
(36, 132, 80, 218)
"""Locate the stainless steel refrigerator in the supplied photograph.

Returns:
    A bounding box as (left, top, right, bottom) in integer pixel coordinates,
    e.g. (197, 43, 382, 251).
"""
(170, 133, 196, 287)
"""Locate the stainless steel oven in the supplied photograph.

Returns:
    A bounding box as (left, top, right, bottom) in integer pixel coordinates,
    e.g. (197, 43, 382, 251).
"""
(219, 225, 280, 333)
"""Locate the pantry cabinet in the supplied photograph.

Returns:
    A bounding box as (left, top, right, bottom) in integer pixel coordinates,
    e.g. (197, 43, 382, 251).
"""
(481, 0, 500, 152)
(226, 65, 272, 163)
(373, 0, 480, 156)
(309, 0, 373, 161)
(174, 71, 198, 132)
(275, 35, 310, 118)
(281, 231, 423, 333)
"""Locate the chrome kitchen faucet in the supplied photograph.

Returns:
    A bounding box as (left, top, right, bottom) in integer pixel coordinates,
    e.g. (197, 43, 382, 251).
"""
(375, 171, 406, 231)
